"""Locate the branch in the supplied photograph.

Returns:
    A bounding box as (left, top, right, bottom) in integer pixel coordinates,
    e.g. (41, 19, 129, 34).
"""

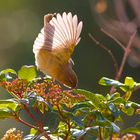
(88, 33, 119, 76)
(110, 31, 136, 94)
(115, 31, 136, 81)
(56, 105, 71, 140)
(16, 117, 37, 130)
(98, 127, 103, 140)
(23, 104, 36, 123)
(16, 117, 51, 140)
(101, 28, 126, 50)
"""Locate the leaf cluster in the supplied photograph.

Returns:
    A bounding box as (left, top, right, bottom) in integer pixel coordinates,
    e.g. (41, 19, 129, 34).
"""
(0, 65, 140, 140)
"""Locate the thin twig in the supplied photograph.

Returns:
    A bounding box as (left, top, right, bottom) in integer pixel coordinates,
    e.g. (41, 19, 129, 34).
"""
(101, 28, 126, 51)
(88, 33, 119, 76)
(16, 117, 51, 140)
(64, 121, 71, 140)
(16, 117, 38, 130)
(115, 31, 136, 81)
(57, 105, 71, 140)
(99, 127, 102, 140)
(34, 107, 44, 128)
(23, 104, 36, 123)
(110, 31, 136, 94)
(56, 104, 65, 120)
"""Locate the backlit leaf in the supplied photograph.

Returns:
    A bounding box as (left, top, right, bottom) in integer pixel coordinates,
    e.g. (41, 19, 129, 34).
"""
(73, 89, 106, 109)
(124, 77, 135, 89)
(0, 109, 15, 119)
(99, 77, 124, 87)
(0, 69, 17, 81)
(0, 99, 20, 112)
(18, 65, 37, 82)
(122, 127, 140, 135)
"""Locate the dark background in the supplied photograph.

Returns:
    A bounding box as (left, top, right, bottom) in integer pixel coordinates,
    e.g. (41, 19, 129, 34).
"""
(0, 0, 139, 137)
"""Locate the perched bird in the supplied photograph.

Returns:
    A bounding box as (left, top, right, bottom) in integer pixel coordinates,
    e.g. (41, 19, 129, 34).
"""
(33, 12, 83, 88)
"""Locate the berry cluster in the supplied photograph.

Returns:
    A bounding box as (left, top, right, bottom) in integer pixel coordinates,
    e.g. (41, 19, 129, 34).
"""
(1, 128, 23, 140)
(0, 78, 85, 107)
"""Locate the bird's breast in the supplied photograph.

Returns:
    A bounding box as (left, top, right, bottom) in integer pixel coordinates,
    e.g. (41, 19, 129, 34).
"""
(35, 49, 62, 75)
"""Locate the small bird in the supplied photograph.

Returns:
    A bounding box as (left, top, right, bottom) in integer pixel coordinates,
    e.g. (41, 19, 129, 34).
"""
(33, 12, 83, 88)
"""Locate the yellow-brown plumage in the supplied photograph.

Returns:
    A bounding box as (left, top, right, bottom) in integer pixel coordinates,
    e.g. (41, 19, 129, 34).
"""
(33, 12, 83, 88)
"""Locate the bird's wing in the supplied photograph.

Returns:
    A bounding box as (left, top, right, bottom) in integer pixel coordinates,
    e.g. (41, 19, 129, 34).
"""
(33, 12, 83, 63)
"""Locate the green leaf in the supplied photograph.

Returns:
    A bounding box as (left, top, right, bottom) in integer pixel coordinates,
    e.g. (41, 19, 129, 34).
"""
(111, 122, 120, 133)
(71, 101, 93, 112)
(73, 89, 106, 109)
(127, 101, 140, 108)
(108, 103, 121, 117)
(73, 89, 96, 101)
(135, 122, 140, 128)
(0, 99, 20, 112)
(23, 134, 36, 140)
(0, 99, 20, 119)
(72, 127, 98, 139)
(62, 110, 73, 119)
(85, 127, 98, 137)
(109, 97, 125, 104)
(72, 115, 84, 128)
(120, 77, 137, 92)
(0, 109, 15, 119)
(18, 65, 37, 82)
(37, 102, 45, 114)
(94, 112, 110, 127)
(36, 96, 46, 114)
(0, 69, 17, 76)
(122, 106, 134, 116)
(30, 128, 39, 135)
(72, 129, 86, 139)
(110, 92, 120, 100)
(105, 94, 110, 100)
(20, 98, 29, 105)
(74, 108, 90, 122)
(124, 91, 133, 101)
(99, 77, 132, 92)
(0, 69, 17, 81)
(45, 111, 60, 132)
(124, 77, 135, 89)
(99, 77, 124, 87)
(94, 120, 110, 127)
(122, 127, 140, 135)
(109, 92, 126, 105)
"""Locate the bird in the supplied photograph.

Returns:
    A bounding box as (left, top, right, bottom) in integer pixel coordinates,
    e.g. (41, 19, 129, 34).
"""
(33, 12, 83, 88)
